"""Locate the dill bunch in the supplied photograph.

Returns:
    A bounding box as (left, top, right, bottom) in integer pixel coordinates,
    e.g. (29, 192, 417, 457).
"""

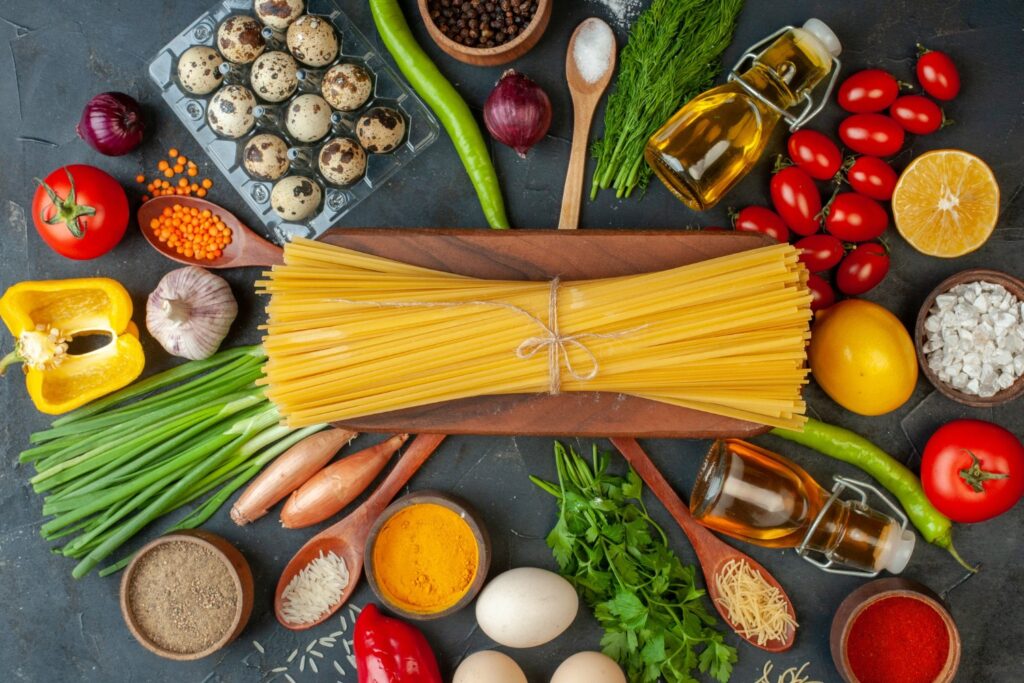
(590, 0, 745, 199)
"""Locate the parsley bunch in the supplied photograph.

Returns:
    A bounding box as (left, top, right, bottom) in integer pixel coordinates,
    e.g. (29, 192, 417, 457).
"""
(531, 442, 737, 682)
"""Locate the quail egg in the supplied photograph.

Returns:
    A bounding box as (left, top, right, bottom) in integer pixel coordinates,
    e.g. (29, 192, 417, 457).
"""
(286, 94, 332, 143)
(271, 176, 322, 221)
(217, 15, 266, 64)
(356, 107, 406, 154)
(286, 15, 338, 67)
(207, 85, 257, 139)
(318, 138, 366, 186)
(322, 63, 373, 112)
(250, 51, 298, 103)
(254, 0, 305, 31)
(243, 133, 291, 181)
(177, 46, 224, 95)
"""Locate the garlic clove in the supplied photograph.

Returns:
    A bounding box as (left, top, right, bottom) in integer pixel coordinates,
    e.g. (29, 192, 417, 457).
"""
(146, 266, 238, 360)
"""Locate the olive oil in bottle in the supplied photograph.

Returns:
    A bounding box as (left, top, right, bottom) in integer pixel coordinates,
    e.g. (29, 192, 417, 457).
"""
(645, 19, 841, 210)
(690, 439, 915, 574)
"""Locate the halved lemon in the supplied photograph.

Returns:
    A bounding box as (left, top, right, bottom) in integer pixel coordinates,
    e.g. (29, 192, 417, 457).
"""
(892, 149, 1000, 257)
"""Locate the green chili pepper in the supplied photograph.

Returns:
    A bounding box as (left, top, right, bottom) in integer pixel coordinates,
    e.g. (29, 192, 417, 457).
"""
(369, 0, 510, 229)
(772, 418, 975, 572)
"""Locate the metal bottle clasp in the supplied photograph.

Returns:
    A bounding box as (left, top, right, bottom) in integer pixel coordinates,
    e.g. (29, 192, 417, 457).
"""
(726, 25, 842, 131)
(795, 476, 910, 577)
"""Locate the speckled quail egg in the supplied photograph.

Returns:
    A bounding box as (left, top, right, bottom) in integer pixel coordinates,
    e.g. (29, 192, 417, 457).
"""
(356, 107, 406, 154)
(285, 94, 332, 143)
(243, 133, 291, 181)
(254, 0, 305, 31)
(217, 15, 266, 64)
(286, 15, 338, 67)
(177, 46, 224, 95)
(271, 176, 322, 221)
(250, 51, 299, 103)
(318, 138, 366, 186)
(207, 85, 256, 139)
(322, 63, 373, 112)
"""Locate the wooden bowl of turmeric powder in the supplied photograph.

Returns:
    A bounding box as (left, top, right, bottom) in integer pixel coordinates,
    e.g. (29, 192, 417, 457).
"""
(364, 490, 491, 620)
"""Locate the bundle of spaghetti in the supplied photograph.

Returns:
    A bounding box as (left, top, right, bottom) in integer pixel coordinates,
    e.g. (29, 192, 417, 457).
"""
(257, 238, 812, 429)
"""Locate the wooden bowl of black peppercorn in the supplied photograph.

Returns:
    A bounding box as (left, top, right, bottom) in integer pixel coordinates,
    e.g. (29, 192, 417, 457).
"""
(418, 0, 552, 66)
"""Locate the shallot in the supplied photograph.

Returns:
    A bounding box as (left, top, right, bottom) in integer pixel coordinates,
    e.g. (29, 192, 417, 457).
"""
(483, 70, 552, 158)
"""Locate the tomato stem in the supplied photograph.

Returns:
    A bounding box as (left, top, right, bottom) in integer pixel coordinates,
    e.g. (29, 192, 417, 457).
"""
(959, 449, 1009, 493)
(36, 168, 95, 239)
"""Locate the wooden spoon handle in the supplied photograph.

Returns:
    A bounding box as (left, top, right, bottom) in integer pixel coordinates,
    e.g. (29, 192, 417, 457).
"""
(558, 102, 596, 230)
(360, 434, 445, 515)
(236, 236, 284, 268)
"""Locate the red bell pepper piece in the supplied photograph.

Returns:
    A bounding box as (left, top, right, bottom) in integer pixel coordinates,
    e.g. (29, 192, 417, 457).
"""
(354, 604, 443, 683)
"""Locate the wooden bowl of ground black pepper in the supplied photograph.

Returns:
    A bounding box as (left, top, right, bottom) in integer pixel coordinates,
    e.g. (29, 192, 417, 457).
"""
(418, 0, 552, 67)
(120, 530, 254, 660)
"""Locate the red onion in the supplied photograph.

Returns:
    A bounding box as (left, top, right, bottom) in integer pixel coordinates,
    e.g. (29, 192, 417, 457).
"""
(76, 92, 145, 156)
(484, 70, 551, 158)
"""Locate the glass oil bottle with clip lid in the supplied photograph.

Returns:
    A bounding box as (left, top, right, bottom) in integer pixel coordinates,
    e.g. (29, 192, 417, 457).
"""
(690, 439, 915, 576)
(645, 19, 842, 211)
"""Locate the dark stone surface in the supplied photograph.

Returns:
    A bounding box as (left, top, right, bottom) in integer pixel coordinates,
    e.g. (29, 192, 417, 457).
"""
(0, 1, 1022, 681)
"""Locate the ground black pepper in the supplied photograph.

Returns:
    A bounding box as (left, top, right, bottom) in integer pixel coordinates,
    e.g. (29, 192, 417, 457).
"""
(426, 0, 539, 49)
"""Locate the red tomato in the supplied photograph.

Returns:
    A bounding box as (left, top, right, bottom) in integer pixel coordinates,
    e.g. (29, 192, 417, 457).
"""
(917, 48, 960, 101)
(847, 156, 899, 201)
(839, 114, 906, 157)
(836, 242, 889, 295)
(921, 419, 1024, 523)
(770, 166, 821, 236)
(889, 95, 944, 135)
(733, 206, 789, 243)
(787, 130, 842, 180)
(836, 69, 900, 113)
(32, 165, 128, 260)
(795, 234, 845, 272)
(825, 192, 889, 242)
(807, 274, 835, 312)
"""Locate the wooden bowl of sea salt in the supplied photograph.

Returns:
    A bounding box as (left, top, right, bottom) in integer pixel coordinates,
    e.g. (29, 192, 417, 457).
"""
(915, 268, 1024, 407)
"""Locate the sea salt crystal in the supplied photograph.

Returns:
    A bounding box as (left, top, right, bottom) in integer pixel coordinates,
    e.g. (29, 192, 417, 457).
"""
(573, 19, 615, 84)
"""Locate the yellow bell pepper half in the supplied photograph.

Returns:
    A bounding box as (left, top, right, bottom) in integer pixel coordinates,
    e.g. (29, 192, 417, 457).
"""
(0, 278, 145, 414)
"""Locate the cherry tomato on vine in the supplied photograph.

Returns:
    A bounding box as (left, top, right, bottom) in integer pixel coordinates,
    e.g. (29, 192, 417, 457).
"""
(921, 419, 1024, 523)
(847, 156, 899, 201)
(825, 193, 889, 242)
(837, 69, 900, 113)
(787, 130, 842, 180)
(807, 274, 836, 312)
(839, 114, 905, 157)
(770, 166, 821, 236)
(889, 95, 944, 135)
(836, 242, 889, 295)
(733, 206, 789, 242)
(795, 234, 845, 272)
(917, 47, 960, 100)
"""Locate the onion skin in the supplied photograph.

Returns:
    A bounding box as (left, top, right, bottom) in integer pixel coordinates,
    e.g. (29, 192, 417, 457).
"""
(230, 427, 358, 525)
(280, 433, 408, 529)
(484, 70, 552, 158)
(76, 92, 145, 156)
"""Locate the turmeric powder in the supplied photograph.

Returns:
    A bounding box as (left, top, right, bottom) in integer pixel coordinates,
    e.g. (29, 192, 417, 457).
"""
(371, 502, 479, 614)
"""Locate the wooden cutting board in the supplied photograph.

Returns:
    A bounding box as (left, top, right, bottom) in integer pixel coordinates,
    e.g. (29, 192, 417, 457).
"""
(315, 228, 777, 438)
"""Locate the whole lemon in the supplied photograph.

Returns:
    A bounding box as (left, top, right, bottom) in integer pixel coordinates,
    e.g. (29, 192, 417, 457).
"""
(809, 299, 918, 415)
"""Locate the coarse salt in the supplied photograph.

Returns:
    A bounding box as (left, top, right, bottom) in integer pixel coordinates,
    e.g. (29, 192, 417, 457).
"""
(923, 281, 1024, 397)
(587, 0, 641, 29)
(573, 19, 615, 84)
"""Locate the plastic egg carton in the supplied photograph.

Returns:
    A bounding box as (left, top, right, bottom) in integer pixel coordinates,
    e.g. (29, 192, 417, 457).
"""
(148, 0, 439, 242)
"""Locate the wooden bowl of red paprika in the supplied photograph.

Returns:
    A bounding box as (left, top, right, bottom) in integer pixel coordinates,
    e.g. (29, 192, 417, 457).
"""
(830, 578, 960, 683)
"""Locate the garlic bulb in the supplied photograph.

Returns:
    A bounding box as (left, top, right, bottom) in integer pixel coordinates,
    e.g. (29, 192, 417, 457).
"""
(147, 267, 237, 360)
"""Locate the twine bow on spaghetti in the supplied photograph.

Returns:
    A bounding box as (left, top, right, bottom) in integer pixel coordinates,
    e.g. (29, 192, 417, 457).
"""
(328, 276, 646, 396)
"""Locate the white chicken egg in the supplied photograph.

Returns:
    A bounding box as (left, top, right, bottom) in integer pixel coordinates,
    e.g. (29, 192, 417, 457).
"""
(475, 567, 578, 649)
(271, 176, 321, 221)
(551, 652, 627, 683)
(286, 15, 338, 67)
(286, 94, 333, 143)
(254, 0, 304, 31)
(250, 51, 298, 102)
(177, 46, 224, 95)
(453, 651, 527, 683)
(216, 15, 266, 64)
(207, 85, 256, 139)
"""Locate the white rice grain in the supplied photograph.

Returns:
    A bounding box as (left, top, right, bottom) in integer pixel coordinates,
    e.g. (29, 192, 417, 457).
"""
(299, 656, 306, 673)
(310, 659, 319, 674)
(286, 648, 298, 663)
(334, 660, 345, 674)
(347, 654, 356, 668)
(271, 667, 288, 673)
(253, 640, 265, 654)
(280, 550, 350, 625)
(285, 675, 296, 683)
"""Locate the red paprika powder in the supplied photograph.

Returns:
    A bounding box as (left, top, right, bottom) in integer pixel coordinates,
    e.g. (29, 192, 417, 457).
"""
(845, 596, 951, 683)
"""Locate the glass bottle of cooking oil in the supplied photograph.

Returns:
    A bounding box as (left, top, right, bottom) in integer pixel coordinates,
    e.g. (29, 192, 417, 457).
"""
(690, 439, 915, 575)
(645, 19, 842, 210)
